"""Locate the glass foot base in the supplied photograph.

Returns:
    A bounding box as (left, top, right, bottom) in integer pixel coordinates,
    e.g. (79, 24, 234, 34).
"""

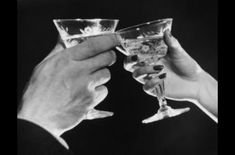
(142, 106, 190, 123)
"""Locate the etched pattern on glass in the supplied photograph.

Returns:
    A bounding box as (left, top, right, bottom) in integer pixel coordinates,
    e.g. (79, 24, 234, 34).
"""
(53, 19, 119, 48)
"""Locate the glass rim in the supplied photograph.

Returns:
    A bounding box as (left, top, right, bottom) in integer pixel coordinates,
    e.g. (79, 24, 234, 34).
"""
(53, 18, 119, 23)
(116, 18, 172, 34)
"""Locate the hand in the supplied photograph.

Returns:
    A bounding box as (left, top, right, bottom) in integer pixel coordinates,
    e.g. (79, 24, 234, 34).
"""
(124, 30, 218, 122)
(17, 34, 119, 136)
(124, 30, 203, 100)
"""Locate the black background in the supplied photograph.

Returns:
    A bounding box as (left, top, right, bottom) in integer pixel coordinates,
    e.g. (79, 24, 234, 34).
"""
(17, 0, 217, 154)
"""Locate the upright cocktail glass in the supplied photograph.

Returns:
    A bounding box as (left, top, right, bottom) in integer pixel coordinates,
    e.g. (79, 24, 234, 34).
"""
(53, 18, 119, 120)
(116, 18, 190, 123)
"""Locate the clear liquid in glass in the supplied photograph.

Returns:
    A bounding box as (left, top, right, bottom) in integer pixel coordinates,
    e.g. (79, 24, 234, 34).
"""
(120, 35, 190, 123)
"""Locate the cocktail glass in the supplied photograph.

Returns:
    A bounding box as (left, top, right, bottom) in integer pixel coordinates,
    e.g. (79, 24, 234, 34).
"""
(116, 18, 190, 123)
(53, 18, 119, 48)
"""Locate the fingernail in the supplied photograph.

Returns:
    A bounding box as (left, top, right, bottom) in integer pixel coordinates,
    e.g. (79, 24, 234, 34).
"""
(139, 61, 145, 66)
(131, 55, 138, 61)
(159, 73, 166, 79)
(153, 65, 164, 71)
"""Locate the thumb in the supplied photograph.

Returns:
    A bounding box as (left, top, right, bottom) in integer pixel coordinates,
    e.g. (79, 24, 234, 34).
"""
(163, 30, 187, 58)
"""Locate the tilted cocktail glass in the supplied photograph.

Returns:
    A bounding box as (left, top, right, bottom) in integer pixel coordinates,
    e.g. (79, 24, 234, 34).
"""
(116, 18, 190, 123)
(53, 18, 119, 120)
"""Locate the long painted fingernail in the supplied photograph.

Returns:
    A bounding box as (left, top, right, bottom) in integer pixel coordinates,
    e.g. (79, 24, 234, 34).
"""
(138, 61, 145, 66)
(159, 73, 167, 79)
(131, 55, 138, 61)
(153, 65, 164, 71)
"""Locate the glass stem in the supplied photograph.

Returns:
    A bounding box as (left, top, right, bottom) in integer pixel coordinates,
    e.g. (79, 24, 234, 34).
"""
(159, 96, 167, 108)
(155, 79, 167, 108)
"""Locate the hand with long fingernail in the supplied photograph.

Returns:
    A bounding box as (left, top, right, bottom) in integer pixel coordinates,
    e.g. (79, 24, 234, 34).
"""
(124, 31, 217, 123)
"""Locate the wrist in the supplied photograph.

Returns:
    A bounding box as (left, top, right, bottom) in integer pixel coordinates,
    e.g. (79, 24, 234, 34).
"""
(195, 70, 209, 101)
(195, 70, 218, 119)
(196, 71, 217, 102)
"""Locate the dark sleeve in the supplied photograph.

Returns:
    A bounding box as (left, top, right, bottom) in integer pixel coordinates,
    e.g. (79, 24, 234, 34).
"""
(17, 119, 75, 155)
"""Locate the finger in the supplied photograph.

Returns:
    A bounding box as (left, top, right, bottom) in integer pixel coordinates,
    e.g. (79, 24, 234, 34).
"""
(88, 68, 111, 89)
(133, 65, 164, 79)
(143, 73, 166, 92)
(164, 30, 186, 56)
(132, 65, 164, 84)
(69, 33, 119, 60)
(86, 109, 113, 120)
(85, 50, 116, 73)
(91, 85, 108, 108)
(123, 55, 139, 72)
